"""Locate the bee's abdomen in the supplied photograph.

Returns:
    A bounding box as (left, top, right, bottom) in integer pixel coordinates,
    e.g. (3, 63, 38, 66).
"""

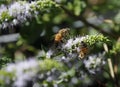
(55, 34, 62, 42)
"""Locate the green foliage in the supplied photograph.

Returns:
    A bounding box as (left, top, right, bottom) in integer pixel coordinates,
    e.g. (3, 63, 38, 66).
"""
(114, 11, 120, 24)
(59, 68, 75, 79)
(39, 59, 65, 71)
(84, 34, 110, 46)
(110, 41, 120, 55)
(0, 70, 14, 87)
(0, 56, 12, 69)
(63, 0, 86, 16)
(32, 0, 59, 12)
(0, 11, 12, 22)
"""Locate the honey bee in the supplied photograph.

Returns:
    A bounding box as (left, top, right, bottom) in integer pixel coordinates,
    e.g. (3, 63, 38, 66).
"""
(54, 28, 70, 43)
(79, 41, 88, 59)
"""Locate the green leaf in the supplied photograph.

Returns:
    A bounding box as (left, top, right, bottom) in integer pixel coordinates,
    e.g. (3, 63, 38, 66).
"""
(74, 0, 81, 16)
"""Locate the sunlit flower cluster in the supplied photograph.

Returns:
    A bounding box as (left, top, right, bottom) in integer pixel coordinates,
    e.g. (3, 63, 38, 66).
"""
(61, 35, 88, 58)
(0, 59, 63, 87)
(0, 2, 31, 29)
(0, 0, 57, 29)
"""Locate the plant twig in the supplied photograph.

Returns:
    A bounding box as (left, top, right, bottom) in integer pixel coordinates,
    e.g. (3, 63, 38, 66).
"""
(107, 58, 114, 78)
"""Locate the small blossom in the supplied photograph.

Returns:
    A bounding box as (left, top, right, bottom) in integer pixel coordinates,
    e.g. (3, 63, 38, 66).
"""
(13, 78, 26, 87)
(12, 19, 19, 25)
(46, 49, 54, 58)
(64, 38, 73, 50)
(83, 53, 105, 74)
